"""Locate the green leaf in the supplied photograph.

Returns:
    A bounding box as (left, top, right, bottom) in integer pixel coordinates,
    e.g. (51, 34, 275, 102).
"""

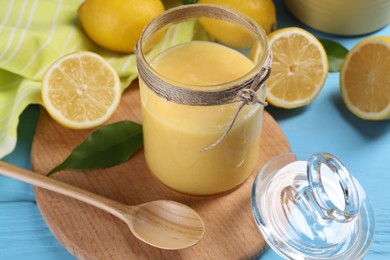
(318, 39, 349, 72)
(48, 121, 143, 175)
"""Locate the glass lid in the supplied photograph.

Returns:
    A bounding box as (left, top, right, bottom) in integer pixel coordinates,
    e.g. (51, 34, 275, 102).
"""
(251, 152, 375, 259)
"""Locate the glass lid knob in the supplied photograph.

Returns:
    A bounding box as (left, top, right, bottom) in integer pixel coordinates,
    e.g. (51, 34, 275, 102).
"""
(307, 153, 359, 224)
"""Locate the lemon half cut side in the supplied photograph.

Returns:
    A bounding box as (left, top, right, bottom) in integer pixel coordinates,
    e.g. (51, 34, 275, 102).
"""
(266, 27, 328, 109)
(340, 36, 390, 120)
(41, 51, 121, 129)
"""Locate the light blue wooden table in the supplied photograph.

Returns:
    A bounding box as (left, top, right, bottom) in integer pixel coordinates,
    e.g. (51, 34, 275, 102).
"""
(1, 1, 389, 259)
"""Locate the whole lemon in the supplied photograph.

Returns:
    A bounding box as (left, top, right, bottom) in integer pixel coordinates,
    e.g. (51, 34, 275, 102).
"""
(197, 0, 276, 48)
(78, 0, 165, 53)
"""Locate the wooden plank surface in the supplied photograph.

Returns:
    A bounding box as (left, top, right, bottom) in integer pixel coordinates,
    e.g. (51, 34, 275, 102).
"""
(1, 0, 390, 259)
(30, 81, 291, 259)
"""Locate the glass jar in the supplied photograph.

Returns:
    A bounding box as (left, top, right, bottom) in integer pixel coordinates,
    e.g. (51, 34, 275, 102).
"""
(285, 0, 390, 36)
(135, 4, 271, 195)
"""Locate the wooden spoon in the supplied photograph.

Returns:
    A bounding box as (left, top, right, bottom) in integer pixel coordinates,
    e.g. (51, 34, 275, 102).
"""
(0, 161, 205, 250)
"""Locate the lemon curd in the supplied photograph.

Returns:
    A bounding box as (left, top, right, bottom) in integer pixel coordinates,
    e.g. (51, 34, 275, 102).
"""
(139, 41, 264, 195)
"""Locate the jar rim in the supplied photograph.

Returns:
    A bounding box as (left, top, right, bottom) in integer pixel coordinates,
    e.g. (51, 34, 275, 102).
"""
(136, 4, 270, 91)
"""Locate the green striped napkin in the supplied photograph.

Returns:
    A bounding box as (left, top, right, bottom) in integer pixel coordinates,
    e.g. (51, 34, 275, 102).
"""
(0, 0, 197, 159)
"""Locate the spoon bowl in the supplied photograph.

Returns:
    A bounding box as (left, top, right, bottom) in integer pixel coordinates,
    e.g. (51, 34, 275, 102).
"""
(0, 161, 205, 250)
(128, 200, 205, 249)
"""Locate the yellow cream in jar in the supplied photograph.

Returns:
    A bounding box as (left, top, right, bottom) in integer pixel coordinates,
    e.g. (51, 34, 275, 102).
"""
(140, 41, 263, 195)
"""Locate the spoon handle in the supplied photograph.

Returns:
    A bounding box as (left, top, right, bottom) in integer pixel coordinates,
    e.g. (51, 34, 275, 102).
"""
(0, 161, 127, 221)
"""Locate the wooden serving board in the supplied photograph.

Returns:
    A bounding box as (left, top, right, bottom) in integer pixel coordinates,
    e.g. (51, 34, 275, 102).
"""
(31, 81, 291, 260)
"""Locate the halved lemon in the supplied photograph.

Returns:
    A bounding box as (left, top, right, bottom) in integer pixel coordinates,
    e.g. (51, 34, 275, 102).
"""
(340, 36, 390, 120)
(266, 27, 328, 109)
(41, 51, 121, 129)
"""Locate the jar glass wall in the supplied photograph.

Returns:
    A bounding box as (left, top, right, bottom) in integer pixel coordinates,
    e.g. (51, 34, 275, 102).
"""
(136, 4, 270, 195)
